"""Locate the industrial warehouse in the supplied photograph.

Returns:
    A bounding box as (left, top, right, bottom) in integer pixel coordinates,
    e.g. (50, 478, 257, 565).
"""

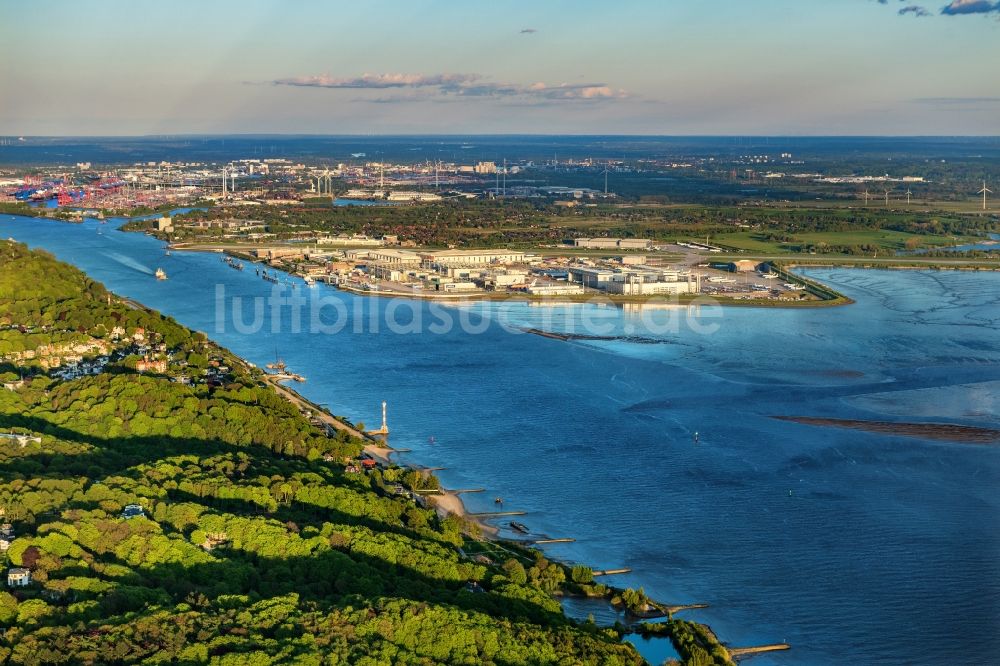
(233, 239, 811, 302)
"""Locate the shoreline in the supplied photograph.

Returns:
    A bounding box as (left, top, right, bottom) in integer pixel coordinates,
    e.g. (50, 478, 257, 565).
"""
(427, 488, 500, 538)
(255, 363, 755, 663)
(260, 375, 499, 537)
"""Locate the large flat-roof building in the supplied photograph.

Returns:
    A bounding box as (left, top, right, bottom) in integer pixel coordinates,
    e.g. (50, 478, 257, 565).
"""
(316, 235, 384, 247)
(567, 267, 616, 288)
(605, 280, 695, 296)
(573, 238, 653, 250)
(420, 249, 527, 267)
(367, 249, 422, 266)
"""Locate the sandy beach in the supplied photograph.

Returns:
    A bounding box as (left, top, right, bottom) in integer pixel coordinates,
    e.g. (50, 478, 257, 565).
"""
(429, 489, 499, 537)
(362, 443, 395, 464)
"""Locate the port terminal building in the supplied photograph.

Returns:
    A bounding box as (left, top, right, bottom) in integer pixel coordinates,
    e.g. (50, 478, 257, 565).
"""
(568, 266, 698, 295)
(572, 238, 652, 250)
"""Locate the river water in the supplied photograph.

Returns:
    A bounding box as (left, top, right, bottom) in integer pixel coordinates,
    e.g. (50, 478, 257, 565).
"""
(2, 213, 998, 665)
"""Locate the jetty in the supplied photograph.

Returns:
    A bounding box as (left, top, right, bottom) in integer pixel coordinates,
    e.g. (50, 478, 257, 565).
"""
(592, 568, 632, 576)
(663, 602, 709, 615)
(531, 537, 576, 544)
(450, 488, 485, 495)
(728, 644, 791, 659)
(470, 510, 527, 518)
(268, 372, 306, 383)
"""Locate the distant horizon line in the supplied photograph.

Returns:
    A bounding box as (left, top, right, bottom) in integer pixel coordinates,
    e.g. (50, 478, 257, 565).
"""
(2, 133, 999, 140)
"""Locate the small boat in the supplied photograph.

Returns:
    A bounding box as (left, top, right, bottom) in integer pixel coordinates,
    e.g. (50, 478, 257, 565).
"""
(155, 268, 167, 280)
(164, 250, 171, 256)
(494, 497, 503, 505)
(303, 275, 316, 286)
(509, 521, 529, 534)
(266, 346, 286, 371)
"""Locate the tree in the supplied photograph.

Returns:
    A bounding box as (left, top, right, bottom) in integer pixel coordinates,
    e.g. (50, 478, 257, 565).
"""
(503, 559, 527, 585)
(571, 564, 593, 585)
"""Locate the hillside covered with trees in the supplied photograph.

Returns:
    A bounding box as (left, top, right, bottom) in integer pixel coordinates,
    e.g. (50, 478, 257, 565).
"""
(0, 241, 646, 665)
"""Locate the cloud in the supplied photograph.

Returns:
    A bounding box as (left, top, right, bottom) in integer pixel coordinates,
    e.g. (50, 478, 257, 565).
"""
(912, 96, 1000, 103)
(941, 0, 1000, 13)
(273, 73, 479, 90)
(449, 81, 626, 100)
(520, 28, 537, 34)
(874, 0, 1000, 15)
(271, 73, 628, 103)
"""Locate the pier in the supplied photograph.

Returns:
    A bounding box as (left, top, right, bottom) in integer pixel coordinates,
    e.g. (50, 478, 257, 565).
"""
(663, 603, 709, 615)
(592, 568, 632, 576)
(267, 372, 305, 383)
(530, 538, 576, 544)
(729, 644, 791, 659)
(470, 510, 527, 518)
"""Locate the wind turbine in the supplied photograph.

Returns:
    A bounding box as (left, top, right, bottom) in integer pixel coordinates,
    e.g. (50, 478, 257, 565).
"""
(603, 162, 610, 195)
(978, 180, 992, 211)
(862, 188, 871, 206)
(905, 188, 912, 205)
(884, 188, 891, 207)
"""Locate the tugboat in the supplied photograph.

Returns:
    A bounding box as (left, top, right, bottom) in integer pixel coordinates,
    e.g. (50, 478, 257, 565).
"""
(155, 268, 167, 281)
(509, 521, 529, 534)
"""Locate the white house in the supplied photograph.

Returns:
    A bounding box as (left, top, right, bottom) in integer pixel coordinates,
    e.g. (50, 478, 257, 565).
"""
(7, 568, 31, 587)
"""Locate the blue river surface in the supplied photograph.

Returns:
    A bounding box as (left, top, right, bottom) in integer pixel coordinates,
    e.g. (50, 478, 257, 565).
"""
(2, 213, 999, 665)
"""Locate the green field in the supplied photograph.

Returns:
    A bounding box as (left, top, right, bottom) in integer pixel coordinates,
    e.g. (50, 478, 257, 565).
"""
(713, 229, 974, 254)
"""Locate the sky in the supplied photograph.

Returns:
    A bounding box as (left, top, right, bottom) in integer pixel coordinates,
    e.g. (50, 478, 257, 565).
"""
(1, 0, 999, 136)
